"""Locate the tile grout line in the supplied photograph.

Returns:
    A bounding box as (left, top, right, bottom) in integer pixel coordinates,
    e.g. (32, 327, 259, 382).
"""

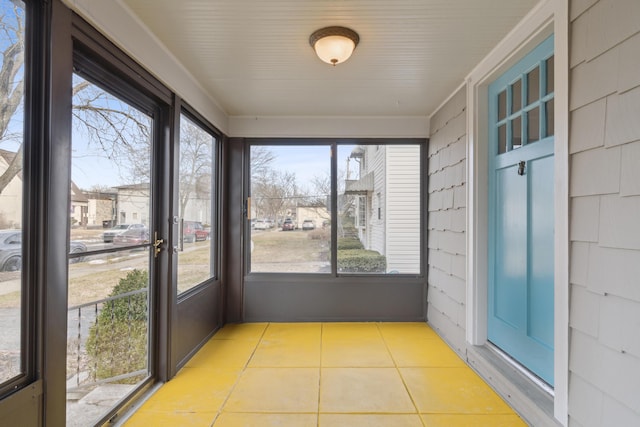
(316, 322, 324, 427)
(376, 322, 428, 427)
(208, 323, 271, 427)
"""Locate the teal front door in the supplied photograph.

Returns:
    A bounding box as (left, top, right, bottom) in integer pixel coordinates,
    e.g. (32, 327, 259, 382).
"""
(488, 35, 555, 386)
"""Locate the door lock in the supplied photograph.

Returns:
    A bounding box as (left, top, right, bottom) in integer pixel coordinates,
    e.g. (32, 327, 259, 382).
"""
(517, 160, 526, 176)
(153, 231, 164, 258)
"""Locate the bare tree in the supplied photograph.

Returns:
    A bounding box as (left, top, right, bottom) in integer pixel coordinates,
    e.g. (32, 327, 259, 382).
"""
(252, 169, 298, 222)
(71, 75, 152, 186)
(250, 146, 276, 185)
(178, 117, 212, 219)
(0, 1, 24, 193)
(307, 167, 357, 236)
(88, 184, 116, 193)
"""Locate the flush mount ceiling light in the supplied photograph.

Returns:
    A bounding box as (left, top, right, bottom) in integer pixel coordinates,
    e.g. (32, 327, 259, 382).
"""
(309, 26, 360, 66)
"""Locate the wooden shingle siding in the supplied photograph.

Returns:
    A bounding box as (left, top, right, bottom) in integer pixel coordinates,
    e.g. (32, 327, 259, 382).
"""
(426, 86, 467, 355)
(569, 0, 640, 424)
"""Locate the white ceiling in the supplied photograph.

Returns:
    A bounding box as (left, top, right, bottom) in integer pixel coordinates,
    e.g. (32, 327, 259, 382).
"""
(120, 0, 538, 118)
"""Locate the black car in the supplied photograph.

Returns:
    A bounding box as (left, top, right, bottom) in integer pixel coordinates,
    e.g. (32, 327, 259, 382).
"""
(103, 223, 146, 243)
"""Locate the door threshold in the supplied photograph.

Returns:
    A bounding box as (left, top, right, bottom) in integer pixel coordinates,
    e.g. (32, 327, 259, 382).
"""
(466, 343, 561, 427)
(488, 342, 554, 396)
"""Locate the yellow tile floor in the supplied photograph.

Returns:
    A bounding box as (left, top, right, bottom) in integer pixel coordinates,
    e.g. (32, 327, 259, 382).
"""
(125, 323, 527, 426)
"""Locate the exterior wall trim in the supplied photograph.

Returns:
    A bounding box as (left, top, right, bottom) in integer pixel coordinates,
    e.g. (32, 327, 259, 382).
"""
(228, 115, 429, 138)
(465, 0, 569, 424)
(428, 80, 467, 119)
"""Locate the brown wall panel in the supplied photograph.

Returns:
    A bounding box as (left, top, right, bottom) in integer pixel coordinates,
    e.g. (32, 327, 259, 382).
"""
(176, 283, 221, 366)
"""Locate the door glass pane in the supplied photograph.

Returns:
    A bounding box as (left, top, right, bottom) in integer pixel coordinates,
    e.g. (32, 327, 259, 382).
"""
(338, 144, 421, 275)
(511, 79, 522, 113)
(177, 114, 214, 294)
(512, 116, 522, 149)
(527, 66, 540, 104)
(67, 74, 152, 425)
(249, 145, 331, 273)
(498, 124, 507, 154)
(527, 107, 540, 143)
(546, 99, 555, 137)
(546, 56, 554, 95)
(497, 90, 507, 121)
(0, 0, 25, 387)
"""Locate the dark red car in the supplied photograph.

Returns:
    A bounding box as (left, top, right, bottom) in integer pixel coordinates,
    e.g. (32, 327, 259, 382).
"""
(183, 221, 209, 242)
(112, 228, 150, 246)
(282, 218, 295, 231)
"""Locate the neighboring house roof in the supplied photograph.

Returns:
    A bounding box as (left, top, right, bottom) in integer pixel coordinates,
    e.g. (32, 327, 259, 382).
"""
(115, 183, 149, 190)
(70, 181, 89, 203)
(345, 171, 374, 195)
(349, 146, 365, 158)
(83, 190, 118, 200)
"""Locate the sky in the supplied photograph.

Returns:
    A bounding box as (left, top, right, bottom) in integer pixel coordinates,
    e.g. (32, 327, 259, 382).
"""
(71, 143, 358, 193)
(266, 145, 331, 185)
(258, 144, 357, 192)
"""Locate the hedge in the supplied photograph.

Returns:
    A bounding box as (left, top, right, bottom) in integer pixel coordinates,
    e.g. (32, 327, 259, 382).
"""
(337, 237, 364, 250)
(86, 269, 148, 383)
(337, 249, 386, 273)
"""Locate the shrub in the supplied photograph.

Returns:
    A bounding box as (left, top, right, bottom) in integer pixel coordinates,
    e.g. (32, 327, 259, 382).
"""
(337, 237, 364, 250)
(308, 229, 329, 240)
(337, 249, 386, 273)
(86, 269, 149, 383)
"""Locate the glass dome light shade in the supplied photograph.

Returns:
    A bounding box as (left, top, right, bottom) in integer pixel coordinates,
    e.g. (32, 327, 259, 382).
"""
(309, 27, 359, 66)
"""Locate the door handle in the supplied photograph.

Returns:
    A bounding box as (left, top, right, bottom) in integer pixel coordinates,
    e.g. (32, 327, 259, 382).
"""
(517, 161, 526, 176)
(179, 218, 184, 252)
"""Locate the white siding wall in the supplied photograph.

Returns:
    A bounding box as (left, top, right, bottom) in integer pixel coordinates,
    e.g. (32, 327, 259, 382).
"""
(0, 179, 22, 228)
(118, 190, 150, 226)
(385, 145, 421, 273)
(0, 157, 23, 228)
(427, 87, 467, 354)
(367, 145, 386, 255)
(568, 1, 640, 425)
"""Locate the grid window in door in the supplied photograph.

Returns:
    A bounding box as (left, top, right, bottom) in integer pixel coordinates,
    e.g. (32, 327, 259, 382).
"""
(495, 52, 554, 154)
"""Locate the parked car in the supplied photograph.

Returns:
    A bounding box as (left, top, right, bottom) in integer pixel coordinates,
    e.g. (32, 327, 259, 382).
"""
(183, 220, 209, 243)
(103, 223, 146, 243)
(0, 229, 87, 271)
(113, 227, 150, 246)
(282, 218, 295, 231)
(69, 240, 88, 264)
(0, 230, 23, 272)
(254, 219, 269, 230)
(302, 219, 316, 230)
